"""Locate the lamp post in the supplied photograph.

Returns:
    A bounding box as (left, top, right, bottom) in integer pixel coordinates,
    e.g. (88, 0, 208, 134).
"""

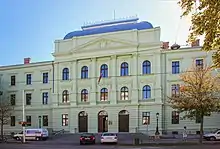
(155, 112, 160, 135)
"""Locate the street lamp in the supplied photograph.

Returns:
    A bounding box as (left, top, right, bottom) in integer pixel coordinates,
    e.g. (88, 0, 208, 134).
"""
(155, 112, 160, 135)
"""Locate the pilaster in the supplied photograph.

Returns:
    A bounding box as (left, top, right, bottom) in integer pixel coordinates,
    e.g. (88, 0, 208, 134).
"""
(131, 53, 139, 103)
(90, 58, 97, 105)
(71, 60, 77, 106)
(110, 55, 117, 104)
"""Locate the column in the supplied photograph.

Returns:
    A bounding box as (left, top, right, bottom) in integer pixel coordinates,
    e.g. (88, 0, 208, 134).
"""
(71, 60, 77, 106)
(52, 62, 59, 106)
(131, 53, 139, 104)
(111, 55, 117, 104)
(90, 58, 97, 105)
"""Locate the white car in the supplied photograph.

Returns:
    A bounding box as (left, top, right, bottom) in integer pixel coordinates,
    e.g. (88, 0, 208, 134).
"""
(203, 129, 220, 141)
(101, 133, 118, 144)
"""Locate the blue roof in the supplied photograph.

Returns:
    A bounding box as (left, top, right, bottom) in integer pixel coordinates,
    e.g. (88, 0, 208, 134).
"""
(63, 21, 153, 40)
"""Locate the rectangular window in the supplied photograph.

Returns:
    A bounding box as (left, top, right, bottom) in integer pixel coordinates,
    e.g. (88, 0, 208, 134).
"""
(142, 112, 150, 125)
(43, 72, 48, 84)
(26, 116, 31, 126)
(43, 115, 48, 126)
(10, 94, 16, 106)
(26, 74, 32, 85)
(195, 59, 203, 69)
(42, 92, 48, 105)
(10, 116, 15, 126)
(172, 61, 180, 74)
(11, 75, 16, 86)
(26, 93, 32, 105)
(172, 111, 179, 124)
(62, 114, 68, 126)
(171, 84, 180, 97)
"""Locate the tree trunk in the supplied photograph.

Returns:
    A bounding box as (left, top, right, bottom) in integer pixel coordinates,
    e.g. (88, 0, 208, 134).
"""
(1, 121, 3, 141)
(199, 115, 204, 144)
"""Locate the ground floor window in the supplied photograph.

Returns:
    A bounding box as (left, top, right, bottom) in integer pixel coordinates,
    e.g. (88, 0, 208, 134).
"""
(43, 115, 48, 126)
(10, 116, 15, 126)
(62, 114, 68, 126)
(26, 116, 31, 126)
(172, 111, 179, 124)
(142, 112, 150, 125)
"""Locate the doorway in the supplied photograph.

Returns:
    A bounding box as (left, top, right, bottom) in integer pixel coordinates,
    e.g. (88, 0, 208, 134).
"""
(118, 110, 129, 132)
(98, 110, 108, 132)
(78, 111, 88, 133)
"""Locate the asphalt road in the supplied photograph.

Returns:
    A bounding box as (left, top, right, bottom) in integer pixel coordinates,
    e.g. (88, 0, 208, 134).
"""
(1, 143, 220, 149)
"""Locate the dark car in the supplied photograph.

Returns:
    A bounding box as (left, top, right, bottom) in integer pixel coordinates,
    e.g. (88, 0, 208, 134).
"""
(80, 133, 95, 145)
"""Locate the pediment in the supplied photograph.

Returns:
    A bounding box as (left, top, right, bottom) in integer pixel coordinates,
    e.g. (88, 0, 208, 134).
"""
(71, 37, 138, 53)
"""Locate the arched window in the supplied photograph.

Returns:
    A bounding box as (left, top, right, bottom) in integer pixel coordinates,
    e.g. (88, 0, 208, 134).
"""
(62, 90, 69, 103)
(143, 85, 151, 99)
(142, 60, 151, 74)
(120, 62, 129, 76)
(100, 64, 108, 78)
(100, 88, 108, 101)
(81, 66, 88, 79)
(62, 68, 69, 80)
(81, 89, 88, 102)
(120, 86, 129, 100)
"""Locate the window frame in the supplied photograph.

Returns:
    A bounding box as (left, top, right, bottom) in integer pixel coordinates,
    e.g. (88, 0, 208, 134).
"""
(42, 92, 49, 105)
(100, 88, 108, 101)
(100, 64, 108, 78)
(26, 93, 32, 105)
(142, 85, 151, 99)
(171, 111, 180, 124)
(120, 62, 129, 76)
(62, 68, 69, 80)
(43, 72, 49, 83)
(172, 61, 180, 74)
(11, 75, 16, 86)
(120, 86, 129, 100)
(26, 74, 32, 85)
(81, 66, 89, 79)
(142, 112, 150, 125)
(62, 90, 69, 103)
(62, 114, 68, 126)
(142, 60, 151, 74)
(81, 89, 88, 102)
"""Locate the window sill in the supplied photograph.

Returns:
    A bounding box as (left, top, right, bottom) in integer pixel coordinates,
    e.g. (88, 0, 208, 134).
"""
(117, 100, 131, 103)
(96, 101, 110, 104)
(139, 98, 155, 102)
(58, 102, 70, 105)
(78, 102, 90, 105)
(60, 80, 72, 82)
(141, 73, 154, 76)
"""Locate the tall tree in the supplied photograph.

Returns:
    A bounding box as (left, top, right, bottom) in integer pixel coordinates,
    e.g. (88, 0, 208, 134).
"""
(178, 0, 220, 67)
(0, 91, 13, 141)
(168, 65, 220, 143)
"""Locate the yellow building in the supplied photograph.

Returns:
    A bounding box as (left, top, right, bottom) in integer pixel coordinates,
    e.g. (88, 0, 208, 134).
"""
(0, 17, 219, 135)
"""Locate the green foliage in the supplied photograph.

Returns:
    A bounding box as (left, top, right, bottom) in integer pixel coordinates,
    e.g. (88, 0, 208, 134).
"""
(178, 0, 220, 67)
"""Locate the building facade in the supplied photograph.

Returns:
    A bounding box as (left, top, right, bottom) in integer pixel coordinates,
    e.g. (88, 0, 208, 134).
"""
(0, 17, 219, 135)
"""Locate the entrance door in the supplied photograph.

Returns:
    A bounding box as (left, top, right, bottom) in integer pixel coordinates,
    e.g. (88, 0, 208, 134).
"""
(118, 110, 129, 132)
(98, 111, 108, 132)
(78, 111, 88, 132)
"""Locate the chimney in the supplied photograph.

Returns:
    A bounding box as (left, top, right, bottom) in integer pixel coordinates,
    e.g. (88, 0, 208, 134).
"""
(161, 42, 169, 49)
(191, 39, 200, 47)
(24, 58, 31, 64)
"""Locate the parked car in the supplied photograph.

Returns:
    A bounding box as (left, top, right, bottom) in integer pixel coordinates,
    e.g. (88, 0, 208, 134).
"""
(80, 133, 95, 145)
(13, 128, 49, 141)
(100, 133, 118, 144)
(203, 129, 220, 141)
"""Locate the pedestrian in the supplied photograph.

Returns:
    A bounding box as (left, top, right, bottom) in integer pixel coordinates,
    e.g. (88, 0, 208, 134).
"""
(182, 126, 187, 141)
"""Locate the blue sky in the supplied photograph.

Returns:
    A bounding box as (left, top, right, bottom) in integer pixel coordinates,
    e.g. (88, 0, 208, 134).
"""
(0, 0, 191, 66)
